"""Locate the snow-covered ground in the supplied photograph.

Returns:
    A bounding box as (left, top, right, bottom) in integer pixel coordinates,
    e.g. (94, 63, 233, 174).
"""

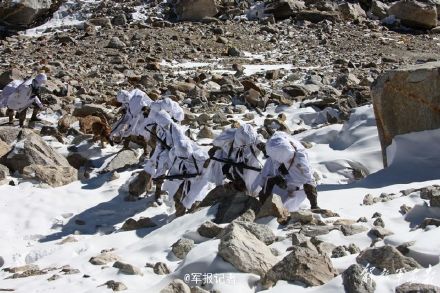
(0, 102, 439, 292)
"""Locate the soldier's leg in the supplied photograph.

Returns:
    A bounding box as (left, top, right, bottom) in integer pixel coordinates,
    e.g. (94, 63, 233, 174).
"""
(30, 107, 40, 122)
(258, 177, 278, 205)
(303, 183, 319, 209)
(154, 177, 164, 204)
(173, 184, 186, 217)
(18, 109, 27, 128)
(123, 137, 130, 149)
(7, 109, 14, 124)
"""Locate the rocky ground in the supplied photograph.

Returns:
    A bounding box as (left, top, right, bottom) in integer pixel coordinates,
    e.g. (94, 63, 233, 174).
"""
(1, 0, 440, 292)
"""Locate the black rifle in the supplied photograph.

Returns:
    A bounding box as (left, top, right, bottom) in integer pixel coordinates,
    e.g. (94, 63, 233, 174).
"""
(153, 173, 200, 182)
(144, 126, 171, 150)
(210, 157, 262, 172)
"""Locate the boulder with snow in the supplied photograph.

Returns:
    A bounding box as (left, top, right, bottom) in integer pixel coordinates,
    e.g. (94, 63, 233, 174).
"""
(342, 264, 376, 293)
(0, 0, 61, 29)
(262, 246, 338, 288)
(371, 62, 440, 165)
(388, 0, 437, 29)
(174, 0, 218, 21)
(218, 222, 278, 276)
(395, 282, 440, 293)
(0, 127, 77, 186)
(356, 245, 422, 273)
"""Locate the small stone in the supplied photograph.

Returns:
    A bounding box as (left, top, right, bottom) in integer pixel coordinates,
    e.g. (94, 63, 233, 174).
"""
(347, 243, 361, 254)
(104, 280, 128, 291)
(373, 217, 385, 227)
(197, 126, 214, 139)
(332, 246, 348, 258)
(368, 227, 394, 239)
(113, 261, 143, 275)
(227, 47, 242, 57)
(160, 279, 190, 293)
(197, 221, 223, 238)
(341, 224, 369, 236)
(171, 238, 195, 259)
(372, 212, 382, 218)
(400, 204, 412, 215)
(153, 262, 171, 275)
(48, 274, 61, 281)
(89, 252, 120, 265)
(292, 233, 308, 245)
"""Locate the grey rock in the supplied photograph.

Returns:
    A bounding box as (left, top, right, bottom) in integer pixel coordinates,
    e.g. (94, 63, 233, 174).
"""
(218, 222, 278, 276)
(103, 150, 139, 173)
(89, 252, 120, 265)
(262, 246, 338, 288)
(388, 0, 437, 29)
(104, 280, 127, 291)
(174, 0, 218, 21)
(107, 37, 126, 49)
(153, 262, 171, 275)
(357, 245, 422, 274)
(372, 62, 440, 165)
(342, 264, 376, 293)
(197, 221, 223, 238)
(234, 221, 276, 245)
(341, 224, 369, 236)
(256, 194, 290, 222)
(113, 261, 143, 275)
(368, 226, 394, 239)
(172, 238, 195, 259)
(160, 279, 191, 293)
(395, 282, 440, 293)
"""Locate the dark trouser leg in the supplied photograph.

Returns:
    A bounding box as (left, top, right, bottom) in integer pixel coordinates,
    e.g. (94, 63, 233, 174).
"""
(123, 137, 130, 149)
(258, 178, 278, 205)
(304, 183, 319, 209)
(7, 109, 14, 124)
(30, 107, 39, 121)
(174, 184, 186, 217)
(154, 178, 164, 202)
(18, 109, 27, 127)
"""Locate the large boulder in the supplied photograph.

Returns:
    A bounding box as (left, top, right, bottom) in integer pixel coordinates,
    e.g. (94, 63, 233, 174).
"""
(0, 0, 61, 29)
(0, 127, 77, 186)
(371, 62, 440, 166)
(22, 164, 77, 187)
(264, 0, 306, 20)
(174, 0, 218, 21)
(218, 222, 278, 276)
(262, 246, 338, 288)
(102, 150, 139, 173)
(356, 245, 422, 274)
(0, 68, 24, 89)
(388, 0, 437, 29)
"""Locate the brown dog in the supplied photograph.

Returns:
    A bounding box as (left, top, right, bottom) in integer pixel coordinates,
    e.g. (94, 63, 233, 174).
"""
(79, 114, 113, 147)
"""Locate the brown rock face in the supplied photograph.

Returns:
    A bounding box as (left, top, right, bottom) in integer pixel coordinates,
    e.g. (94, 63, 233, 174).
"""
(371, 62, 440, 166)
(262, 246, 337, 288)
(174, 0, 218, 21)
(388, 0, 437, 29)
